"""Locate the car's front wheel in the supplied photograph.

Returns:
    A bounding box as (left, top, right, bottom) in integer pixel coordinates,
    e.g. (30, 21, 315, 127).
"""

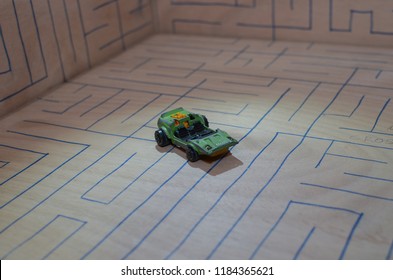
(155, 129, 170, 147)
(186, 146, 200, 162)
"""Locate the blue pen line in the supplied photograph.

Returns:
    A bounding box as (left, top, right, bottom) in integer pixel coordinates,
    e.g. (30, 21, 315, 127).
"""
(339, 127, 393, 137)
(80, 89, 124, 117)
(300, 182, 393, 202)
(209, 68, 359, 259)
(43, 95, 92, 114)
(315, 140, 334, 168)
(280, 131, 393, 151)
(340, 213, 363, 259)
(325, 95, 364, 118)
(2, 215, 87, 259)
(371, 98, 390, 132)
(82, 157, 187, 259)
(121, 94, 161, 124)
(124, 88, 290, 259)
(250, 201, 361, 259)
(192, 104, 249, 116)
(81, 153, 137, 203)
(42, 217, 87, 260)
(288, 82, 321, 122)
(87, 99, 130, 129)
(344, 172, 393, 183)
(165, 133, 280, 259)
(80, 79, 207, 257)
(326, 153, 387, 164)
(1, 131, 89, 211)
(293, 227, 316, 260)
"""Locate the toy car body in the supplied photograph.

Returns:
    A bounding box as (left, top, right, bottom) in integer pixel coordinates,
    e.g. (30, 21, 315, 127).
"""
(155, 107, 238, 161)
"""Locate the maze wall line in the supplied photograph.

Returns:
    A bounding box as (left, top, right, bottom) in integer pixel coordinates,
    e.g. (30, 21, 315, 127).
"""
(156, 0, 393, 46)
(1, 34, 392, 259)
(0, 0, 154, 117)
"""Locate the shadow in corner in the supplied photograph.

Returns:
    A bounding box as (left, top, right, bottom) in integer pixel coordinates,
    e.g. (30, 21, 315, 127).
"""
(155, 145, 243, 176)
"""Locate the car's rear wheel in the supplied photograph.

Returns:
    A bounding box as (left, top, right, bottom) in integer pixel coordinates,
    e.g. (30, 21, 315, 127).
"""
(155, 129, 170, 147)
(186, 146, 200, 162)
(202, 115, 209, 127)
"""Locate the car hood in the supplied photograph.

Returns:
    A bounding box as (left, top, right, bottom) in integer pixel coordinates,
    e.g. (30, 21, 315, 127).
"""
(189, 129, 238, 154)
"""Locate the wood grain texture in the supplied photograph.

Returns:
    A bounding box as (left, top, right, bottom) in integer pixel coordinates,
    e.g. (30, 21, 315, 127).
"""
(1, 34, 392, 259)
(0, 0, 154, 117)
(155, 0, 393, 46)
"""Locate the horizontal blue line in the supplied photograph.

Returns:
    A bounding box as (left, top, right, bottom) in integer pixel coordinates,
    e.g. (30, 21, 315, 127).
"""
(344, 172, 393, 183)
(0, 143, 47, 156)
(7, 130, 89, 147)
(326, 153, 387, 164)
(279, 131, 393, 151)
(301, 182, 393, 202)
(192, 104, 248, 116)
(171, 0, 255, 7)
(173, 19, 221, 26)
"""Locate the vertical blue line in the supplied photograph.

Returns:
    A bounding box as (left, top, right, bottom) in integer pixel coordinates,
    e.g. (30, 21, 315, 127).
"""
(348, 95, 364, 117)
(293, 226, 316, 260)
(328, 0, 333, 31)
(12, 0, 33, 82)
(0, 26, 11, 73)
(239, 88, 290, 141)
(308, 0, 313, 30)
(47, 0, 66, 81)
(249, 200, 293, 259)
(62, 0, 77, 62)
(42, 218, 87, 260)
(348, 10, 354, 31)
(271, 0, 276, 41)
(115, 0, 126, 50)
(86, 99, 130, 129)
(370, 10, 374, 32)
(288, 82, 321, 121)
(29, 0, 48, 76)
(339, 213, 363, 259)
(81, 152, 137, 201)
(165, 133, 280, 259)
(315, 140, 334, 168)
(371, 98, 390, 132)
(77, 0, 91, 67)
(210, 68, 359, 259)
(125, 88, 290, 259)
(375, 70, 382, 79)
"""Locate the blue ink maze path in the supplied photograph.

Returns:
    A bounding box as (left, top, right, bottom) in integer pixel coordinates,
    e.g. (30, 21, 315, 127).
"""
(0, 34, 392, 259)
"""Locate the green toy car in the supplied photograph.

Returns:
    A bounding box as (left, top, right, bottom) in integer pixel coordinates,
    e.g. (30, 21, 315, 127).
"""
(155, 107, 238, 162)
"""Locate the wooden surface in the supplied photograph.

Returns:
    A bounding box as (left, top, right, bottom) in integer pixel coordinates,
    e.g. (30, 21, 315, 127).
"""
(2, 0, 393, 117)
(155, 0, 393, 47)
(0, 0, 154, 117)
(1, 34, 393, 259)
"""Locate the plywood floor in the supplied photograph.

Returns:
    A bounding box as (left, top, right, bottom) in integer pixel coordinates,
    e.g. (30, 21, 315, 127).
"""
(1, 34, 392, 259)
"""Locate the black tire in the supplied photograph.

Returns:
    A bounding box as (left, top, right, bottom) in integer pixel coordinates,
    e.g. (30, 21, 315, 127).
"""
(186, 146, 200, 162)
(155, 129, 170, 147)
(202, 115, 209, 127)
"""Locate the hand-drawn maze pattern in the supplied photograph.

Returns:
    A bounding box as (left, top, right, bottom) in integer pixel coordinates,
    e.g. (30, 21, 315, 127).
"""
(0, 0, 153, 117)
(2, 0, 392, 116)
(157, 0, 393, 46)
(0, 33, 392, 259)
